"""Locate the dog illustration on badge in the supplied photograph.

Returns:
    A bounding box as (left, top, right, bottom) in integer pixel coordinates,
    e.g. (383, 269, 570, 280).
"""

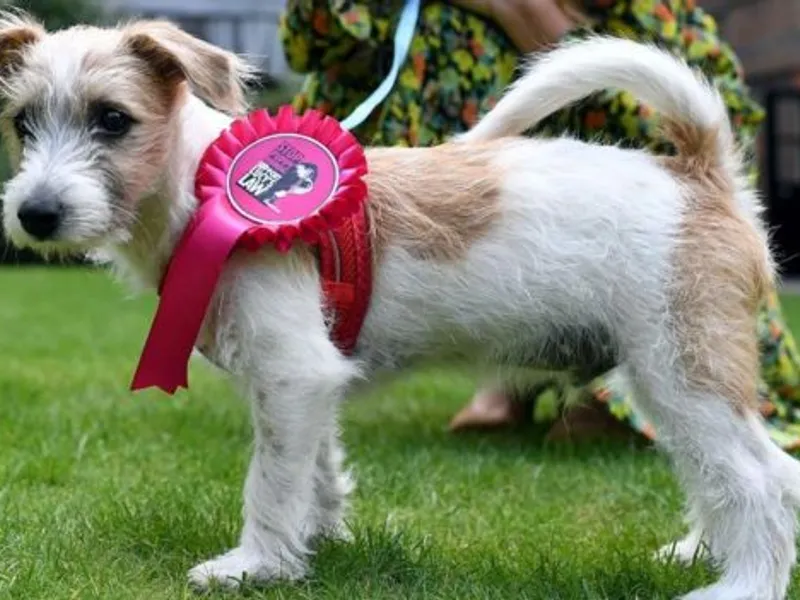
(237, 160, 318, 207)
(272, 162, 319, 200)
(226, 133, 340, 225)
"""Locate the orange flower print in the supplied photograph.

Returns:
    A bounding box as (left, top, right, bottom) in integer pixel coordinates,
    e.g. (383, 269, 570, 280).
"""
(462, 99, 479, 126)
(413, 53, 426, 80)
(469, 38, 485, 58)
(585, 110, 607, 129)
(654, 4, 674, 21)
(312, 9, 329, 35)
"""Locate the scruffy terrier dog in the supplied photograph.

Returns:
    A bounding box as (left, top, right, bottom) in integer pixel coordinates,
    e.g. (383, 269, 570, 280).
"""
(1, 12, 799, 600)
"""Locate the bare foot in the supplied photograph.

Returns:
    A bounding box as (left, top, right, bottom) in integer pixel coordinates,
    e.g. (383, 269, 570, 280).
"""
(448, 388, 527, 431)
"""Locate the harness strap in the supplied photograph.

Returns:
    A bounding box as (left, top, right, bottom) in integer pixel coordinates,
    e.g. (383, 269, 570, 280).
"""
(318, 204, 373, 354)
(318, 0, 420, 353)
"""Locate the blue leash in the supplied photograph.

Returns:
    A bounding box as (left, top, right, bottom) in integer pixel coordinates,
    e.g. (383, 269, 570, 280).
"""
(340, 0, 421, 131)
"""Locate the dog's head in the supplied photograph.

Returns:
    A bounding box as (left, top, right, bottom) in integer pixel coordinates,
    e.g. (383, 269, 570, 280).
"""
(0, 12, 252, 256)
(289, 162, 318, 195)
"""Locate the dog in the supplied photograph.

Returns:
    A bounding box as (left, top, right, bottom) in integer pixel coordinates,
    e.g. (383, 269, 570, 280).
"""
(1, 12, 799, 600)
(238, 161, 318, 206)
(271, 162, 318, 200)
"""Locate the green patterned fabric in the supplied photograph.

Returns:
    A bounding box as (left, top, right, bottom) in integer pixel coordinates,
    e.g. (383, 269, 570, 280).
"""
(280, 0, 800, 450)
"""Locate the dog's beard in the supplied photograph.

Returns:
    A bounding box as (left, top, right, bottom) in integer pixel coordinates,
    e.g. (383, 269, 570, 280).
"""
(2, 172, 126, 257)
(1, 148, 137, 257)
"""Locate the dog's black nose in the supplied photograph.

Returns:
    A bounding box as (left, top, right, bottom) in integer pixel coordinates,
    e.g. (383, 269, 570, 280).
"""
(17, 193, 65, 240)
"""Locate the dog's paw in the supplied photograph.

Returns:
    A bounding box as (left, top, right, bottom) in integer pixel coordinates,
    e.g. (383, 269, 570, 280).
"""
(315, 520, 353, 544)
(655, 535, 708, 565)
(187, 546, 307, 590)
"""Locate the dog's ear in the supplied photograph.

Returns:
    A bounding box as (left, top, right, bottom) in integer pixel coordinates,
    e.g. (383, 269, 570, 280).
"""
(0, 12, 44, 78)
(123, 20, 253, 115)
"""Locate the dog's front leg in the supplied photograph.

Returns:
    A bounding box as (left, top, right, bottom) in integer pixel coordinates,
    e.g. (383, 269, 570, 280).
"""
(188, 336, 356, 590)
(188, 256, 358, 590)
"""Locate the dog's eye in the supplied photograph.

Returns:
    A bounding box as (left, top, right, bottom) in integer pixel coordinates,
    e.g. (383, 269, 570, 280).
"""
(94, 106, 133, 138)
(12, 110, 32, 141)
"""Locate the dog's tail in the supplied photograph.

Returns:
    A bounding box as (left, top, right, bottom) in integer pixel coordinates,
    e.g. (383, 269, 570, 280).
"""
(458, 36, 742, 185)
(460, 35, 775, 299)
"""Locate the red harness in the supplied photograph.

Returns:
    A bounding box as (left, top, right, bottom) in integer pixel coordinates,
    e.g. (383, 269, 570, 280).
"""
(318, 203, 372, 355)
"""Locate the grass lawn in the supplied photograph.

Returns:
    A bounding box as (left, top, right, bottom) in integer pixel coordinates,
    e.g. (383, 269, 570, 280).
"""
(0, 267, 799, 600)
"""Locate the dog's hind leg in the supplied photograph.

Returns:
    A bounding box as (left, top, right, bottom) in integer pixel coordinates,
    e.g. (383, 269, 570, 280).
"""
(624, 324, 800, 600)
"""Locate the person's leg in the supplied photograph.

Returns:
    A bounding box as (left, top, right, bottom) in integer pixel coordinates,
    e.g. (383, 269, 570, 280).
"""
(449, 368, 645, 440)
(448, 385, 528, 431)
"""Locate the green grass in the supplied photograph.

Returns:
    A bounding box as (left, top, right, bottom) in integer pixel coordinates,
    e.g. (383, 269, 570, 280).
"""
(0, 267, 799, 600)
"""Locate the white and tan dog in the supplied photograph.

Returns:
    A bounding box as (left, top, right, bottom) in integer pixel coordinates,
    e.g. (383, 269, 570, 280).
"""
(1, 12, 798, 600)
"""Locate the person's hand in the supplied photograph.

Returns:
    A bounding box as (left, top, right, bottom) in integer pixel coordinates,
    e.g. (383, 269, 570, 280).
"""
(448, 0, 575, 53)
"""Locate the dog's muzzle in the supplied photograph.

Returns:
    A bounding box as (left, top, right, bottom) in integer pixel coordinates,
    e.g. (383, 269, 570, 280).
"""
(17, 188, 65, 240)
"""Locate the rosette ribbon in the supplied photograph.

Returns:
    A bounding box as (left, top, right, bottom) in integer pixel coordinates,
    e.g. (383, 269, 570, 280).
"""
(130, 106, 368, 393)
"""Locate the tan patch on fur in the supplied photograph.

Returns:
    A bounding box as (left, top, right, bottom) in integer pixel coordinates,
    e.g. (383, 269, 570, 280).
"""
(0, 14, 43, 159)
(662, 120, 727, 185)
(120, 31, 184, 101)
(364, 142, 504, 261)
(0, 13, 43, 77)
(664, 126, 771, 412)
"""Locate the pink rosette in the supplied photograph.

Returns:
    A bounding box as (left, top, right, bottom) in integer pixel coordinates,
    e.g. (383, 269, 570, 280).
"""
(195, 105, 368, 252)
(131, 107, 369, 394)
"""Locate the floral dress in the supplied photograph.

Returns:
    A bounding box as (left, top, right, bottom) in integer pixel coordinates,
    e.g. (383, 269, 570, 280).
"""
(280, 0, 800, 450)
